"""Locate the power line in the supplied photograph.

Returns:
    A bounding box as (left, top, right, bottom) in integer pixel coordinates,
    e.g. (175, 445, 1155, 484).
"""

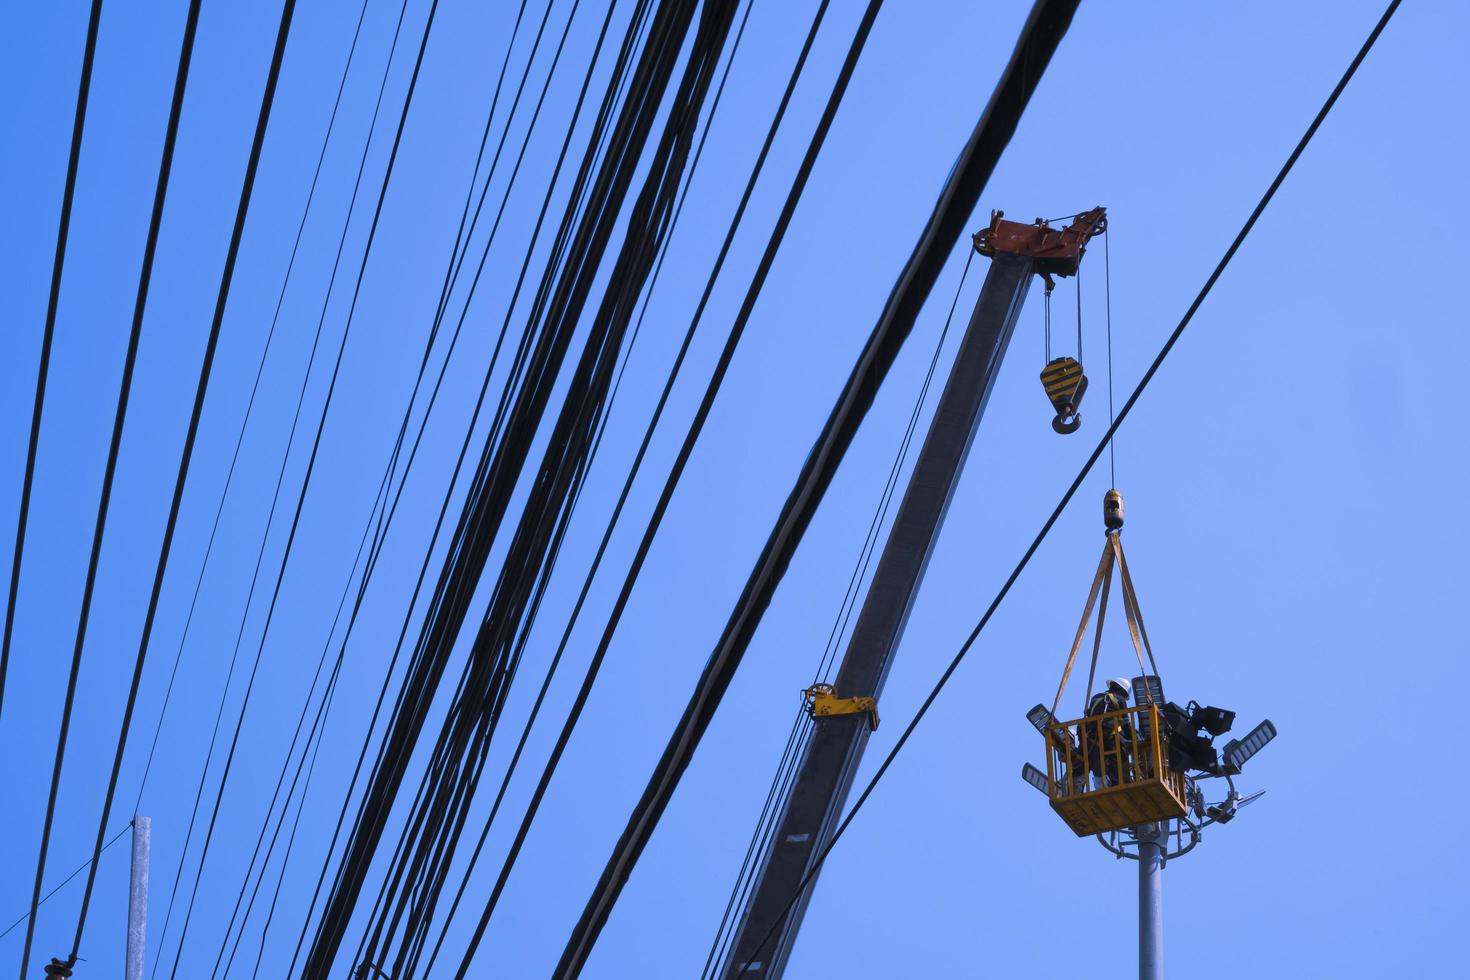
(0, 825, 128, 944)
(130, 0, 376, 818)
(0, 0, 103, 726)
(553, 1, 1084, 968)
(739, 0, 1402, 964)
(160, 2, 441, 974)
(63, 0, 203, 957)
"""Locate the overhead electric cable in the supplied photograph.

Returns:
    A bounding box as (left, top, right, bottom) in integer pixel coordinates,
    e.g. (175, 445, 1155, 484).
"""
(299, 3, 725, 969)
(339, 3, 752, 971)
(412, 5, 753, 969)
(0, 0, 103, 724)
(552, 4, 1082, 968)
(21, 1, 298, 974)
(65, 0, 207, 957)
(160, 2, 442, 974)
(284, 5, 654, 966)
(147, 4, 418, 969)
(454, 0, 889, 972)
(131, 0, 375, 816)
(738, 1, 1402, 964)
(0, 824, 128, 944)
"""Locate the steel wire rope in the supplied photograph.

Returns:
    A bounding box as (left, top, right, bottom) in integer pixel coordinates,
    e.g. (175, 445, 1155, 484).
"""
(458, 1, 887, 972)
(704, 248, 976, 978)
(144, 4, 417, 972)
(737, 1, 1402, 965)
(1104, 229, 1115, 485)
(700, 709, 809, 980)
(129, 0, 373, 816)
(159, 2, 444, 974)
(21, 1, 289, 973)
(814, 250, 976, 685)
(0, 0, 103, 724)
(288, 5, 651, 971)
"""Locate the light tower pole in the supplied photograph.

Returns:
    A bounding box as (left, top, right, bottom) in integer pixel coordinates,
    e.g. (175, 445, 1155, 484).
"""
(1136, 821, 1164, 980)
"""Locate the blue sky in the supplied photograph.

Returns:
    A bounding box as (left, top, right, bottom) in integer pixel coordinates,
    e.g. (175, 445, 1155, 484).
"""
(1, 1, 1465, 977)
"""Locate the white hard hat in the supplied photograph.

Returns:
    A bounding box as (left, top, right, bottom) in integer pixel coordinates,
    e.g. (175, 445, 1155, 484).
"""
(1107, 677, 1131, 696)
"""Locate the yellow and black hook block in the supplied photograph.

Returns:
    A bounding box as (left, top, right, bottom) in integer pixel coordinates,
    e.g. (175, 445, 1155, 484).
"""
(1040, 356, 1088, 434)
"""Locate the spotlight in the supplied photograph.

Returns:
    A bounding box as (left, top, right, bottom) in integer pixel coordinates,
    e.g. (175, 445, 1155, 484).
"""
(1205, 798, 1238, 824)
(1222, 719, 1277, 773)
(1192, 704, 1236, 737)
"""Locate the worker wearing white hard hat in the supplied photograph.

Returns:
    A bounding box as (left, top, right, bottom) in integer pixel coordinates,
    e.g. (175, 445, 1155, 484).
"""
(1085, 677, 1136, 786)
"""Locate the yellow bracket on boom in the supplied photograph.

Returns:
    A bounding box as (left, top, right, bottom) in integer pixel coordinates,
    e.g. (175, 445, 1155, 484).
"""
(803, 683, 879, 730)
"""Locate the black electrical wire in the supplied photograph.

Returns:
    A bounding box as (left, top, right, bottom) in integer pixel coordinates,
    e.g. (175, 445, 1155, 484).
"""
(0, 0, 103, 726)
(554, 2, 1083, 964)
(413, 2, 750, 969)
(0, 824, 127, 944)
(298, 2, 715, 970)
(340, 3, 744, 970)
(160, 3, 439, 975)
(286, 0, 641, 965)
(360, 3, 740, 966)
(284, 5, 647, 959)
(454, 0, 883, 971)
(739, 1, 1402, 964)
(65, 0, 205, 958)
(146, 6, 417, 970)
(196, 1, 550, 966)
(130, 0, 374, 817)
(545, 5, 896, 976)
(209, 472, 391, 979)
(21, 2, 297, 975)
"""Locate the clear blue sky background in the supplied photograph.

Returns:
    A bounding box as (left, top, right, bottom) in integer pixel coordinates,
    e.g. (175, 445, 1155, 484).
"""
(2, 1, 1465, 977)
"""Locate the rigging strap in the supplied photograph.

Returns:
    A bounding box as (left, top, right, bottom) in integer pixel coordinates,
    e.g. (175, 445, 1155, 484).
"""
(1050, 540, 1112, 717)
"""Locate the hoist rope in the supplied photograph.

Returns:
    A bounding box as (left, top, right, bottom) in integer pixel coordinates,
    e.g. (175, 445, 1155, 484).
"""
(1042, 285, 1052, 363)
(816, 250, 976, 685)
(736, 0, 1402, 964)
(1075, 260, 1083, 362)
(706, 246, 978, 979)
(1104, 229, 1116, 486)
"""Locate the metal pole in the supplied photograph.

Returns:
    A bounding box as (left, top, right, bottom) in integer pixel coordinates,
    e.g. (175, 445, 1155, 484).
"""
(126, 815, 150, 980)
(1137, 822, 1163, 980)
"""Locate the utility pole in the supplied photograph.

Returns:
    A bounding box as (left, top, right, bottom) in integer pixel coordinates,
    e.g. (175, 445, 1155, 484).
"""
(126, 815, 150, 980)
(721, 211, 1106, 979)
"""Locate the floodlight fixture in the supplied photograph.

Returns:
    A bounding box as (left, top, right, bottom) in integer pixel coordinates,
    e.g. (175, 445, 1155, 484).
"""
(1222, 719, 1277, 773)
(1026, 704, 1055, 735)
(1131, 675, 1164, 707)
(1021, 762, 1051, 796)
(1193, 705, 1236, 737)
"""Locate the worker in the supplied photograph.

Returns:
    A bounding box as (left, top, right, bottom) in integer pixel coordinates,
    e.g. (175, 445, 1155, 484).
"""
(1085, 677, 1134, 786)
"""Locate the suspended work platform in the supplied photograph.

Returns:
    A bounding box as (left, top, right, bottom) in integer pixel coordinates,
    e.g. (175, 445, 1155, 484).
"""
(1041, 703, 1187, 836)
